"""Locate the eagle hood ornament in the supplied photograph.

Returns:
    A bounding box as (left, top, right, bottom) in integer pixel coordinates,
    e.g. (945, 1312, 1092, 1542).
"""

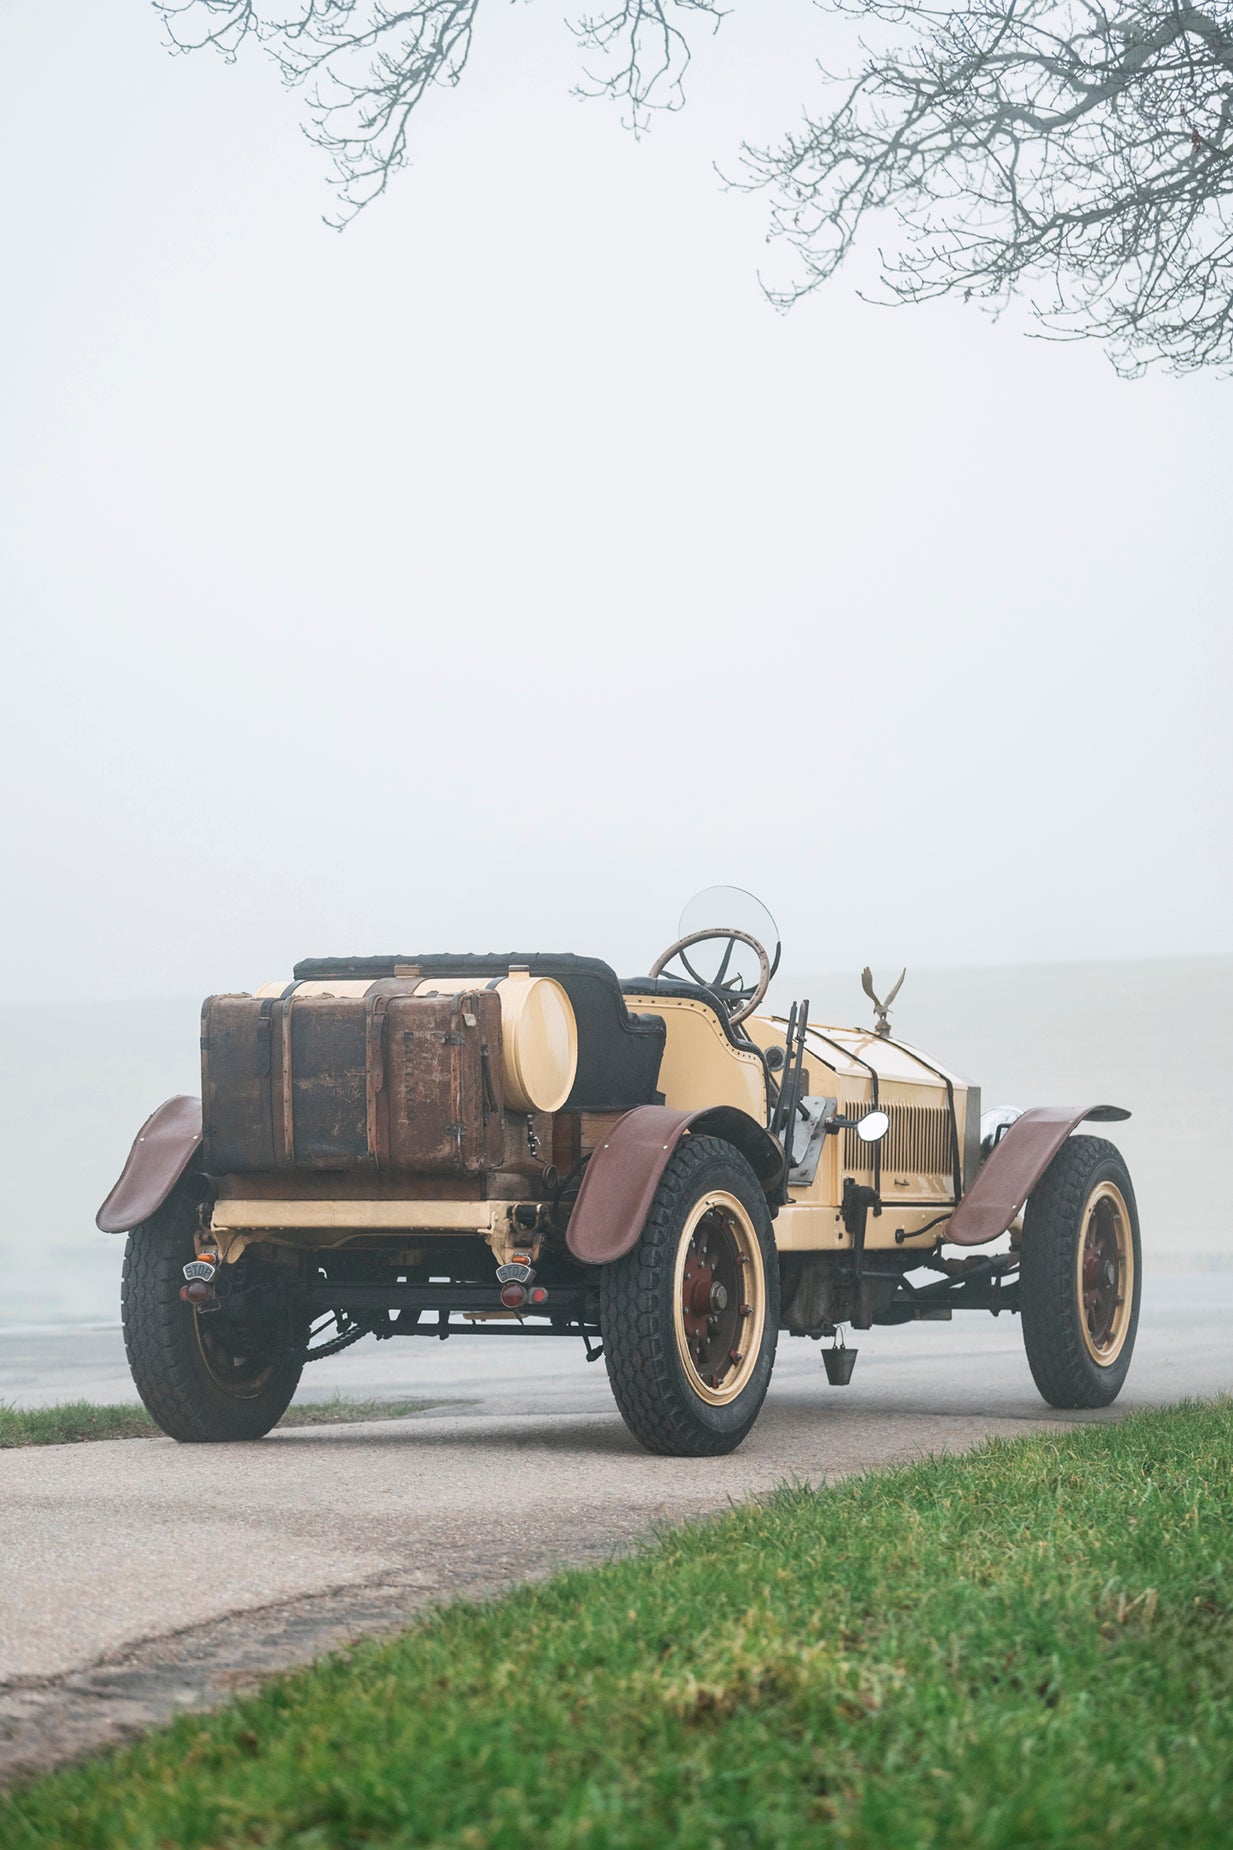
(861, 965, 905, 1038)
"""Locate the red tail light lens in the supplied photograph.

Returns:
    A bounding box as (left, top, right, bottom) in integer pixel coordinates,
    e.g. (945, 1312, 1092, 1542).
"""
(529, 1286, 549, 1305)
(499, 1282, 528, 1309)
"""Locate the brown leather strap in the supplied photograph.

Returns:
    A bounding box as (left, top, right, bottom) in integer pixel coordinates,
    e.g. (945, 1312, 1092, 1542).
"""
(277, 998, 296, 1165)
(256, 998, 277, 1165)
(365, 993, 392, 1168)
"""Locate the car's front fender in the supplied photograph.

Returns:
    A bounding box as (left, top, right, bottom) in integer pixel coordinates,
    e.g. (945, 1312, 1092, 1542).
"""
(944, 1104, 1130, 1247)
(565, 1104, 783, 1266)
(96, 1095, 204, 1233)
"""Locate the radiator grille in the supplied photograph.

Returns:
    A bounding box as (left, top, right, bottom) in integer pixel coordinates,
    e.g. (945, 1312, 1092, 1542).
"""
(842, 1101, 954, 1182)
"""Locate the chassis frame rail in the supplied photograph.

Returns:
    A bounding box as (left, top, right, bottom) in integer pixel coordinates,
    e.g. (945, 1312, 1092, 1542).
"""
(304, 1283, 592, 1317)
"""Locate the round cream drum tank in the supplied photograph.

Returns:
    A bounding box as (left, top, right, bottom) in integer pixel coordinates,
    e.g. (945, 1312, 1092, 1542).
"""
(491, 971, 578, 1111)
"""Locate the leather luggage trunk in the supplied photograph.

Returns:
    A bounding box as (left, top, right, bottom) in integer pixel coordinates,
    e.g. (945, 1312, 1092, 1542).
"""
(201, 989, 505, 1175)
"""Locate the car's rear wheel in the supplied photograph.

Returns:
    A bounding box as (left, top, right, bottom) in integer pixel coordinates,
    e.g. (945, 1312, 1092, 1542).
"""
(122, 1183, 304, 1442)
(600, 1136, 779, 1456)
(1019, 1136, 1141, 1408)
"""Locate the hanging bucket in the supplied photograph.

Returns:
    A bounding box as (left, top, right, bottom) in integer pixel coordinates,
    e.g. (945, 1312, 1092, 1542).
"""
(822, 1343, 857, 1386)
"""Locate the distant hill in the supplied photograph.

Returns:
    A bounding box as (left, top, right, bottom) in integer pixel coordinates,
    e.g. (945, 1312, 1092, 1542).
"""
(2, 958, 1229, 1326)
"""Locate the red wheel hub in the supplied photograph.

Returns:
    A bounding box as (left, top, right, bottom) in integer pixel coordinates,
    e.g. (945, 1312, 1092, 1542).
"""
(683, 1264, 728, 1326)
(680, 1213, 745, 1387)
(1081, 1209, 1119, 1347)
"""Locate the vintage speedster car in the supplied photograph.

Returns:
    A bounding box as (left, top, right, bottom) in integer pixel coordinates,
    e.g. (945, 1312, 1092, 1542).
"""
(99, 890, 1141, 1456)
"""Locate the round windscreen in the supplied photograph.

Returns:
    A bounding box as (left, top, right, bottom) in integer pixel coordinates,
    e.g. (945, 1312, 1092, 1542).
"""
(675, 887, 781, 992)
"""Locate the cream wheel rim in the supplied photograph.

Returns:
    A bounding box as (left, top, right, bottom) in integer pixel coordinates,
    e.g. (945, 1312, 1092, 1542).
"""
(672, 1191, 766, 1405)
(1076, 1181, 1135, 1366)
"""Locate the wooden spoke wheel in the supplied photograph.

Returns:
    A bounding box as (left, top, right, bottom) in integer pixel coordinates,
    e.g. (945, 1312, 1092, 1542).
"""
(600, 1136, 779, 1456)
(122, 1182, 304, 1442)
(1020, 1136, 1142, 1409)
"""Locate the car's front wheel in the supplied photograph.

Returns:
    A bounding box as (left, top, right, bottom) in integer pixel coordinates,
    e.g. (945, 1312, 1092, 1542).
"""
(1019, 1135, 1141, 1408)
(600, 1136, 779, 1456)
(122, 1183, 304, 1442)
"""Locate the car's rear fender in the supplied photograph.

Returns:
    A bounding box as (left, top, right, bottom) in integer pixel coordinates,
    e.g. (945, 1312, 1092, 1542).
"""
(564, 1104, 784, 1265)
(96, 1095, 204, 1233)
(944, 1104, 1131, 1247)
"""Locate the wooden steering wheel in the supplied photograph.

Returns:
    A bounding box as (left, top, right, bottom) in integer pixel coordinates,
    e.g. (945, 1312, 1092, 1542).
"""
(648, 928, 773, 1027)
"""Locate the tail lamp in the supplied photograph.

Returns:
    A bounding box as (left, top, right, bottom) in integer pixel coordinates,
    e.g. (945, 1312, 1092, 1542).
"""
(499, 1282, 550, 1309)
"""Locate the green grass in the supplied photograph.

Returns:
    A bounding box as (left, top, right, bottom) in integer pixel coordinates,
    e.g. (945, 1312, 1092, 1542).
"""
(2, 1401, 1230, 1849)
(0, 1393, 442, 1448)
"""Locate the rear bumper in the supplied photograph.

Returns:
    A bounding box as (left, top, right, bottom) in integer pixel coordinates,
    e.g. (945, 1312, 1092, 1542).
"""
(209, 1198, 529, 1236)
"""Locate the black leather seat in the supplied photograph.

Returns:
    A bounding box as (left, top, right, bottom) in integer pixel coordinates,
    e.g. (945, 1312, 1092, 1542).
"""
(293, 952, 667, 1112)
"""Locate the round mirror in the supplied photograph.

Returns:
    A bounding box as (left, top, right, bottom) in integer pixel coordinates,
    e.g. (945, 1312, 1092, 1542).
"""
(676, 887, 781, 993)
(857, 1109, 890, 1144)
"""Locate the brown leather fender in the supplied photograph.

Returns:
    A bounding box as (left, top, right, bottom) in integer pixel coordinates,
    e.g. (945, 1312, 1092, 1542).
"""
(96, 1095, 204, 1233)
(565, 1104, 784, 1266)
(944, 1104, 1130, 1247)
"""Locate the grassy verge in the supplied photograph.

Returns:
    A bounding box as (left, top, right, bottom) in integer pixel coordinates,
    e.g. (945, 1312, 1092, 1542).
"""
(0, 1393, 443, 1448)
(3, 1401, 1230, 1849)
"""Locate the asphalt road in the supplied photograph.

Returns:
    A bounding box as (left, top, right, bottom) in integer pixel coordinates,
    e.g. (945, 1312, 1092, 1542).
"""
(1, 1275, 1229, 1782)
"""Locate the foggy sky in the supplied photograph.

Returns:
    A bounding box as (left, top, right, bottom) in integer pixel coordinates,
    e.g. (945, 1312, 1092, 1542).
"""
(2, 1, 1230, 1003)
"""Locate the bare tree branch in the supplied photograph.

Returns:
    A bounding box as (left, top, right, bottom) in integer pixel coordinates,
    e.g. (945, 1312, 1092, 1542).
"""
(154, 0, 1233, 372)
(571, 2, 727, 131)
(739, 0, 1233, 374)
(155, 1, 726, 225)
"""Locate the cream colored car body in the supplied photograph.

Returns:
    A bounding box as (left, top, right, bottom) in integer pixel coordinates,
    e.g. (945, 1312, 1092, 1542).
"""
(204, 984, 971, 1265)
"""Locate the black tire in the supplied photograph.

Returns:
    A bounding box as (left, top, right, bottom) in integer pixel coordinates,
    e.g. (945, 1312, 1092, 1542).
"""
(1019, 1136, 1141, 1409)
(121, 1183, 304, 1442)
(600, 1136, 779, 1457)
